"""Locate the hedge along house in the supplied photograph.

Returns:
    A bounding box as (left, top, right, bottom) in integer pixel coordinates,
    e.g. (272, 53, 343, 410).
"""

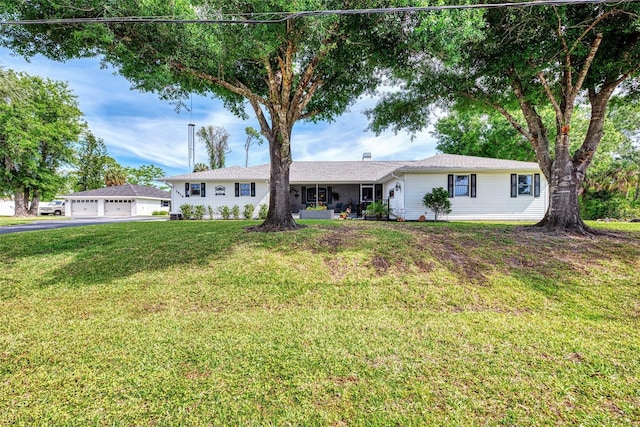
(162, 154, 548, 221)
(62, 184, 171, 217)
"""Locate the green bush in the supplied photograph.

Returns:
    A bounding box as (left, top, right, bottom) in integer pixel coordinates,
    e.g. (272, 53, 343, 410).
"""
(232, 205, 240, 220)
(217, 205, 231, 220)
(243, 203, 255, 219)
(151, 210, 169, 216)
(207, 205, 214, 220)
(422, 187, 452, 221)
(258, 204, 268, 220)
(179, 204, 193, 220)
(364, 201, 391, 219)
(580, 191, 637, 220)
(193, 205, 205, 220)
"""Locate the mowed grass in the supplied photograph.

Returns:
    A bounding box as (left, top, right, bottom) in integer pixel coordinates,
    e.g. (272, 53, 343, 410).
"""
(0, 220, 638, 426)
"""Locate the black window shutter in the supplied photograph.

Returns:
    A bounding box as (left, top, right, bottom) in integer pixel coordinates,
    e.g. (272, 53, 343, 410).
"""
(534, 173, 541, 197)
(447, 174, 454, 198)
(301, 186, 307, 204)
(327, 186, 333, 204)
(235, 183, 240, 197)
(251, 182, 256, 197)
(185, 183, 190, 197)
(471, 174, 477, 198)
(201, 183, 206, 197)
(511, 174, 517, 198)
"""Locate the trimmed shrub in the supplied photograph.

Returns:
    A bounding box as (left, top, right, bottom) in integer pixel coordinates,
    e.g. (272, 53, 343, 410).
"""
(243, 203, 255, 219)
(422, 187, 452, 221)
(217, 205, 231, 220)
(258, 204, 268, 220)
(232, 205, 240, 220)
(179, 204, 193, 220)
(193, 205, 205, 220)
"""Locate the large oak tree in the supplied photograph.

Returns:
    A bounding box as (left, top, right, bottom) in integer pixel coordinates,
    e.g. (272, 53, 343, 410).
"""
(0, 70, 83, 216)
(369, 2, 640, 234)
(1, 0, 410, 230)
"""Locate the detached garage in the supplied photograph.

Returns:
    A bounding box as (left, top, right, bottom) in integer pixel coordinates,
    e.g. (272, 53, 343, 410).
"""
(63, 184, 171, 218)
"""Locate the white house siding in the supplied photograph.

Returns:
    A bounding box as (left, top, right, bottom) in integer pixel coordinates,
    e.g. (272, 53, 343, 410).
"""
(172, 180, 269, 219)
(0, 199, 14, 216)
(385, 179, 405, 219)
(134, 199, 168, 216)
(403, 172, 548, 221)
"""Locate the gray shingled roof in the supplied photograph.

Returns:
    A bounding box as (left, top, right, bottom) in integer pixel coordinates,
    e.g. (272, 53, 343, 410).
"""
(64, 184, 171, 199)
(163, 165, 270, 181)
(399, 154, 540, 171)
(161, 154, 540, 183)
(288, 161, 413, 183)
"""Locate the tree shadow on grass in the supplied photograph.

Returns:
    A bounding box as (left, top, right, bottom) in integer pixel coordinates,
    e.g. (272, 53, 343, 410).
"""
(0, 221, 249, 289)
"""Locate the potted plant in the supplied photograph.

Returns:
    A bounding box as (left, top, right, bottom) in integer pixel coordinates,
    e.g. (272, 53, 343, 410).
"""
(364, 201, 391, 220)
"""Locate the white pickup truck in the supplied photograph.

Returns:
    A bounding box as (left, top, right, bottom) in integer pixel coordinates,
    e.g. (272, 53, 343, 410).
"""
(39, 200, 65, 216)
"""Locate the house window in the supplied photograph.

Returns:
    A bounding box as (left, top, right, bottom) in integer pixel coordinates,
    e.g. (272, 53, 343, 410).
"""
(161, 200, 170, 207)
(306, 187, 327, 203)
(518, 175, 532, 195)
(448, 174, 476, 198)
(511, 174, 540, 197)
(185, 182, 206, 197)
(235, 182, 256, 197)
(455, 175, 469, 197)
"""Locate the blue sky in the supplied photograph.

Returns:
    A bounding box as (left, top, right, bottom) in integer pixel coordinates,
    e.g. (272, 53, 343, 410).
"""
(1, 47, 438, 177)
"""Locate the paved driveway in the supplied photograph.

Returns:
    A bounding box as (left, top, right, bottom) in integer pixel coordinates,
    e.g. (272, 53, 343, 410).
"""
(0, 216, 168, 235)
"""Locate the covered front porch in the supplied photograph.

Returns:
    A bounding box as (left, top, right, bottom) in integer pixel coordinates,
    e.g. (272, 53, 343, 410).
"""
(289, 183, 385, 216)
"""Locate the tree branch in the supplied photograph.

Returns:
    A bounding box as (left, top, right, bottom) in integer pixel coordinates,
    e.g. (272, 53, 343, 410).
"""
(554, 6, 573, 97)
(169, 60, 267, 107)
(571, 33, 603, 102)
(537, 71, 564, 123)
(508, 68, 553, 177)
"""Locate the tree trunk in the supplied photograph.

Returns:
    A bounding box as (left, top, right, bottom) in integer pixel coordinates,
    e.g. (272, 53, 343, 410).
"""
(28, 191, 40, 216)
(13, 188, 33, 217)
(535, 138, 592, 234)
(249, 130, 300, 232)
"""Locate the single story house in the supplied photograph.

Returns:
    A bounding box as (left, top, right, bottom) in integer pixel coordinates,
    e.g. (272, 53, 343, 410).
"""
(62, 184, 171, 217)
(161, 154, 548, 221)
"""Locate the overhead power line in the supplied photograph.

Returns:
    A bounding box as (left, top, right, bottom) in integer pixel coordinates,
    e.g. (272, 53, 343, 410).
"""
(1, 0, 638, 26)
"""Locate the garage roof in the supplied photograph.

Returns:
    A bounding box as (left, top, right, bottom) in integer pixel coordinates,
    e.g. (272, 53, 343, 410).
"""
(64, 184, 170, 199)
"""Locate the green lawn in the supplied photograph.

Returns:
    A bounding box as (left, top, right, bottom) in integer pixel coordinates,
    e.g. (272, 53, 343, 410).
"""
(1, 220, 638, 425)
(0, 215, 71, 226)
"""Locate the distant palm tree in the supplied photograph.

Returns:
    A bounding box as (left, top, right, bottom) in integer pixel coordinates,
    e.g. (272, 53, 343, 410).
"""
(193, 162, 210, 172)
(104, 166, 127, 187)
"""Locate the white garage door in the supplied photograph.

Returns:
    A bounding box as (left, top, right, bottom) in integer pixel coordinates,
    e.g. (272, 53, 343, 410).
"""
(71, 200, 98, 216)
(104, 199, 132, 217)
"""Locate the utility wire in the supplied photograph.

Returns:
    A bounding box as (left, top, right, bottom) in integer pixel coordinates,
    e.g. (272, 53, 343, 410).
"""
(1, 0, 638, 26)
